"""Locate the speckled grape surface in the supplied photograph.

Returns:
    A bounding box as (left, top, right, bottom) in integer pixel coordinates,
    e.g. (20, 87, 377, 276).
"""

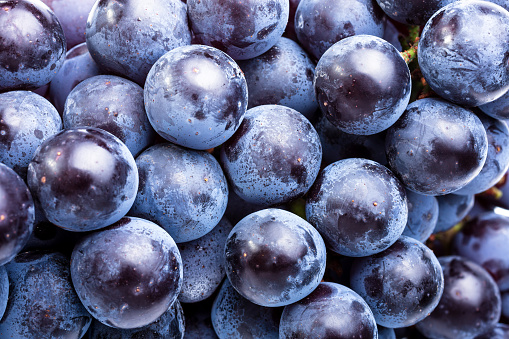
(220, 105, 322, 206)
(418, 0, 509, 106)
(402, 189, 438, 242)
(224, 208, 326, 307)
(70, 217, 183, 329)
(88, 299, 185, 339)
(0, 0, 66, 91)
(314, 35, 411, 135)
(130, 143, 228, 243)
(211, 279, 280, 339)
(306, 158, 408, 257)
(415, 256, 501, 339)
(294, 0, 386, 61)
(144, 45, 247, 150)
(279, 282, 378, 338)
(237, 37, 317, 119)
(63, 75, 155, 157)
(376, 0, 456, 25)
(27, 127, 138, 232)
(350, 236, 444, 328)
(86, 0, 191, 85)
(188, 0, 289, 60)
(0, 90, 62, 178)
(178, 217, 233, 303)
(0, 163, 34, 266)
(386, 98, 488, 195)
(0, 251, 92, 339)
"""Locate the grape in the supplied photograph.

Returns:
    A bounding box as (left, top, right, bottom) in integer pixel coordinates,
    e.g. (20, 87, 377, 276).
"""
(453, 212, 509, 291)
(220, 105, 322, 206)
(0, 163, 34, 266)
(130, 143, 228, 243)
(376, 0, 456, 25)
(0, 266, 7, 321)
(211, 279, 280, 338)
(378, 325, 396, 339)
(279, 282, 378, 338)
(415, 256, 501, 339)
(434, 193, 474, 233)
(418, 0, 509, 106)
(183, 300, 218, 339)
(315, 34, 411, 135)
(0, 251, 92, 338)
(49, 43, 101, 114)
(224, 208, 326, 307)
(306, 158, 408, 257)
(237, 37, 317, 120)
(178, 217, 233, 303)
(70, 217, 183, 329)
(188, 0, 289, 60)
(294, 0, 386, 61)
(350, 236, 444, 328)
(0, 90, 62, 179)
(474, 323, 509, 339)
(86, 0, 191, 85)
(479, 89, 509, 120)
(385, 98, 488, 195)
(402, 189, 438, 242)
(0, 0, 66, 91)
(144, 45, 248, 150)
(63, 75, 156, 157)
(27, 127, 139, 232)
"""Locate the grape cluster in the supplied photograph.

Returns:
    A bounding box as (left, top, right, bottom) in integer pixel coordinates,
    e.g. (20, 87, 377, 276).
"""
(1, 0, 509, 338)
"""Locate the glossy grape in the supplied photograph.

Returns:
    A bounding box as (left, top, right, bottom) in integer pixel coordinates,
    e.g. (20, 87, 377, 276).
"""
(279, 282, 378, 338)
(63, 75, 156, 157)
(144, 45, 248, 150)
(70, 217, 183, 329)
(220, 105, 322, 206)
(315, 34, 411, 135)
(27, 127, 138, 232)
(306, 158, 408, 257)
(474, 323, 509, 339)
(376, 0, 456, 25)
(130, 143, 228, 243)
(0, 0, 66, 91)
(479, 89, 509, 120)
(350, 236, 444, 328)
(434, 193, 474, 233)
(402, 189, 438, 242)
(416, 256, 501, 339)
(0, 90, 62, 178)
(418, 0, 509, 106)
(225, 208, 326, 307)
(386, 98, 488, 195)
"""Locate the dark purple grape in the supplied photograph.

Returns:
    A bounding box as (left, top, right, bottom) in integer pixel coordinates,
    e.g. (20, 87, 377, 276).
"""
(382, 19, 402, 51)
(0, 90, 62, 178)
(453, 212, 509, 291)
(178, 217, 233, 303)
(314, 34, 411, 135)
(183, 299, 218, 339)
(479, 89, 509, 120)
(454, 113, 509, 195)
(279, 282, 378, 338)
(144, 45, 248, 150)
(41, 0, 96, 49)
(376, 0, 456, 25)
(434, 193, 474, 233)
(402, 189, 438, 242)
(0, 163, 34, 266)
(70, 217, 183, 329)
(294, 0, 386, 61)
(220, 105, 322, 206)
(385, 98, 488, 195)
(237, 37, 317, 120)
(63, 75, 156, 157)
(378, 325, 396, 339)
(0, 0, 66, 91)
(86, 0, 191, 85)
(211, 279, 281, 338)
(474, 323, 509, 339)
(188, 0, 289, 60)
(306, 158, 408, 257)
(418, 0, 509, 106)
(130, 143, 228, 243)
(88, 299, 185, 339)
(49, 42, 101, 114)
(0, 251, 92, 338)
(350, 236, 444, 328)
(27, 127, 138, 232)
(415, 256, 501, 339)
(224, 208, 326, 307)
